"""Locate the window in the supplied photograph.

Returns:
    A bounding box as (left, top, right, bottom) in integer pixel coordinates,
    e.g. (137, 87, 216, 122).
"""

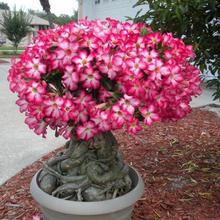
(39, 25, 47, 30)
(95, 0, 100, 4)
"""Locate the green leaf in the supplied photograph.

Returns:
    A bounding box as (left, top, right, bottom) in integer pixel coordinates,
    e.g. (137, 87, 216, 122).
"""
(140, 27, 148, 36)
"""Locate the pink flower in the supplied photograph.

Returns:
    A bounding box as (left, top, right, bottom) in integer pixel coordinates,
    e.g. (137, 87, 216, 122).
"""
(25, 82, 46, 104)
(135, 37, 146, 49)
(99, 55, 120, 79)
(73, 51, 93, 70)
(119, 94, 140, 114)
(142, 50, 158, 62)
(126, 57, 146, 78)
(16, 98, 28, 113)
(62, 65, 79, 90)
(111, 104, 127, 126)
(146, 32, 162, 46)
(29, 104, 45, 120)
(82, 36, 99, 49)
(25, 115, 38, 129)
(126, 81, 146, 98)
(124, 23, 139, 34)
(113, 51, 129, 69)
(127, 118, 141, 134)
(91, 110, 111, 132)
(34, 120, 48, 137)
(57, 40, 78, 64)
(155, 94, 167, 108)
(26, 58, 46, 79)
(165, 65, 183, 86)
(76, 121, 97, 140)
(148, 59, 170, 81)
(176, 102, 191, 117)
(44, 97, 64, 119)
(74, 91, 94, 107)
(25, 116, 47, 138)
(140, 105, 160, 126)
(58, 124, 74, 139)
(71, 106, 88, 123)
(32, 215, 41, 220)
(112, 54, 123, 67)
(62, 99, 76, 121)
(80, 68, 101, 89)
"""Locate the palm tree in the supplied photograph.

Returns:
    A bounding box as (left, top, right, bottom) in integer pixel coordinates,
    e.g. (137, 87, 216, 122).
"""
(39, 0, 54, 28)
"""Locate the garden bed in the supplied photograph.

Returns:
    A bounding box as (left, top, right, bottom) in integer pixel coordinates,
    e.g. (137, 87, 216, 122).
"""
(0, 109, 220, 220)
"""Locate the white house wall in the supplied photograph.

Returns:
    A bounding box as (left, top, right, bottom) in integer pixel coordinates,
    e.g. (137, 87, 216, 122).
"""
(83, 1, 93, 19)
(82, 0, 147, 21)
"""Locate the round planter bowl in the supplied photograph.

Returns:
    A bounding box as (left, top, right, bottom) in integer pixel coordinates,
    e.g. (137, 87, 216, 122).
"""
(30, 166, 144, 220)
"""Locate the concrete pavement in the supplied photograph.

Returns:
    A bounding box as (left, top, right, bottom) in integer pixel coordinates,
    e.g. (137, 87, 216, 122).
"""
(0, 61, 219, 185)
(191, 87, 219, 107)
(0, 62, 64, 185)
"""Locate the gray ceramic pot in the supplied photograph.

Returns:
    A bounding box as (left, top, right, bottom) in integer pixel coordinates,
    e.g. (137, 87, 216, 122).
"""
(30, 166, 144, 220)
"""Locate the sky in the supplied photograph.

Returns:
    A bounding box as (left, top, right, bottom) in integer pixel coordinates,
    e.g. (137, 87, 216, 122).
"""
(1, 0, 78, 16)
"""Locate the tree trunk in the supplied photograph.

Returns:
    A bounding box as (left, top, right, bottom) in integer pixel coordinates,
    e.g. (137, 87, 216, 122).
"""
(13, 42, 18, 55)
(47, 11, 54, 28)
(38, 132, 132, 201)
(39, 0, 54, 28)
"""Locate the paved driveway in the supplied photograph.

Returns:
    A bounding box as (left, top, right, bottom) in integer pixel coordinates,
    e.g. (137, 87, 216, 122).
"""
(0, 61, 219, 185)
(0, 62, 64, 185)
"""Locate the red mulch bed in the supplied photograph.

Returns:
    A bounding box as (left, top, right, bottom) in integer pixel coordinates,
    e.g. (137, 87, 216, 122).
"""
(0, 109, 220, 220)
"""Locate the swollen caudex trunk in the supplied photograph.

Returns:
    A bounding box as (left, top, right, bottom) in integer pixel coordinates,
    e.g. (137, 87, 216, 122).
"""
(38, 132, 132, 201)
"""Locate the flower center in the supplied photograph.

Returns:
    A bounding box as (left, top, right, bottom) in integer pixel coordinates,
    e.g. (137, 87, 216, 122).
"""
(136, 43, 140, 48)
(53, 103, 58, 108)
(129, 75, 135, 80)
(65, 49, 72, 55)
(82, 59, 87, 65)
(125, 100, 130, 105)
(134, 63, 139, 69)
(33, 64, 39, 70)
(155, 67, 160, 73)
(65, 107, 70, 112)
(88, 74, 94, 80)
(152, 37, 157, 44)
(32, 88, 37, 93)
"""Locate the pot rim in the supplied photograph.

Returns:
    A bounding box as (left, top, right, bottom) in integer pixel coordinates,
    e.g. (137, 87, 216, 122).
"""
(30, 166, 144, 215)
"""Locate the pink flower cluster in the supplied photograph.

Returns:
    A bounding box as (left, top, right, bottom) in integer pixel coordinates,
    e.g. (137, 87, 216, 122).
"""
(32, 216, 41, 220)
(8, 19, 201, 140)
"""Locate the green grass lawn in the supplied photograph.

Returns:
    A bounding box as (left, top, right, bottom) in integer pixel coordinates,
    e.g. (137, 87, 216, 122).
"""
(0, 55, 19, 58)
(0, 46, 24, 50)
(0, 50, 23, 58)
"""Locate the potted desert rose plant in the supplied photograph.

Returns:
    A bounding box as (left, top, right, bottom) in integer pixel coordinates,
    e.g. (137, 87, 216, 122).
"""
(8, 19, 201, 220)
